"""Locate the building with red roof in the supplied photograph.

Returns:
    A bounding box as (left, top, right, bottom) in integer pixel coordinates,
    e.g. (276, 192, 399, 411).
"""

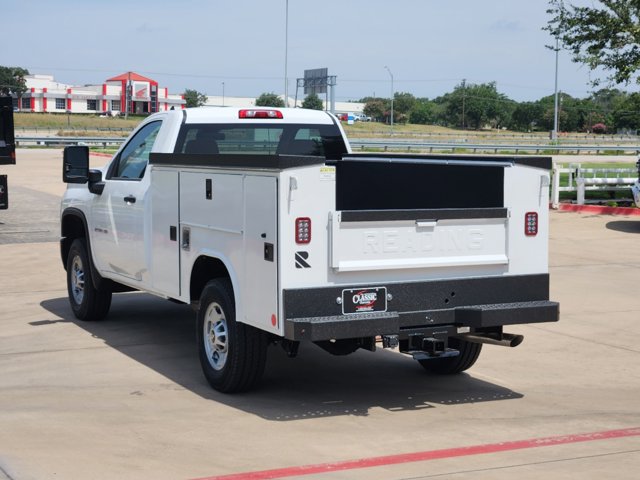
(20, 72, 185, 115)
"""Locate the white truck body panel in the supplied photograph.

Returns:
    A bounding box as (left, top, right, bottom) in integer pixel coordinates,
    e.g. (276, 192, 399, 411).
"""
(330, 216, 508, 272)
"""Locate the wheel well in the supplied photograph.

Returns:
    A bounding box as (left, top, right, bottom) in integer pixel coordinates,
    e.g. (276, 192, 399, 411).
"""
(190, 256, 231, 302)
(61, 213, 87, 270)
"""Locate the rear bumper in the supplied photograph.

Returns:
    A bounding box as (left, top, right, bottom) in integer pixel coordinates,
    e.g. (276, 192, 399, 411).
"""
(283, 274, 559, 341)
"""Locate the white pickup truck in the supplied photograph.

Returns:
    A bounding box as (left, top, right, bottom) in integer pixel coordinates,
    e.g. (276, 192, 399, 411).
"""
(60, 107, 558, 392)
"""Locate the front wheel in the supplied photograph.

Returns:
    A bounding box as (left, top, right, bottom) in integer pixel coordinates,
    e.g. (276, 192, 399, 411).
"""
(197, 279, 267, 393)
(418, 338, 482, 374)
(66, 238, 112, 321)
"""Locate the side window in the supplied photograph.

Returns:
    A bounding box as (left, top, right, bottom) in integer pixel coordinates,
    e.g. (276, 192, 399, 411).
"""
(111, 121, 162, 179)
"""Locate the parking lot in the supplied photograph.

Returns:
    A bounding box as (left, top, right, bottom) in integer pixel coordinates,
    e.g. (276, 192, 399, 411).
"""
(1, 149, 639, 480)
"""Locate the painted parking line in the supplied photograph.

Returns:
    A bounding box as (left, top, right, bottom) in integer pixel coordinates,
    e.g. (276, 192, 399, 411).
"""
(193, 427, 640, 480)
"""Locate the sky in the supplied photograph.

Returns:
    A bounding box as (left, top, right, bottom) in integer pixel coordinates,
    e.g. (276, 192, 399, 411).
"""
(0, 0, 613, 102)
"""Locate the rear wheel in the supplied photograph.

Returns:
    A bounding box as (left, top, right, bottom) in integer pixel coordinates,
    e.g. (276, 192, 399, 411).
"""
(197, 279, 267, 393)
(66, 238, 112, 321)
(418, 338, 482, 374)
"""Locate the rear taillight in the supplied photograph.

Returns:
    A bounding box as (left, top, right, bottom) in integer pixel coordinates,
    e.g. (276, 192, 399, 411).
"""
(295, 217, 311, 244)
(525, 212, 538, 236)
(239, 109, 283, 119)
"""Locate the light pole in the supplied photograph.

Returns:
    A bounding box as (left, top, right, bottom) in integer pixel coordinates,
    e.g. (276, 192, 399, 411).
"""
(284, 0, 289, 107)
(384, 66, 394, 134)
(222, 82, 225, 107)
(552, 37, 560, 141)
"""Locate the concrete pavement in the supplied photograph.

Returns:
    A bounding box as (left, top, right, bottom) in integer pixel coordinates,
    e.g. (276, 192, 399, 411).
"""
(0, 150, 639, 479)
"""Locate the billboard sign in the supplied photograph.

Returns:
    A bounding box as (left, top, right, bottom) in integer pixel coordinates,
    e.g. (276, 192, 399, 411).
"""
(304, 68, 328, 95)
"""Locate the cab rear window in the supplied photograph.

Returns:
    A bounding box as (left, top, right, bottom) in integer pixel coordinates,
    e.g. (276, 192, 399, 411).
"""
(175, 123, 347, 159)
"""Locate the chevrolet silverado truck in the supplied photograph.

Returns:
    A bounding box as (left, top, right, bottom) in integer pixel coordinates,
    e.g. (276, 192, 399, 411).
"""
(60, 107, 559, 393)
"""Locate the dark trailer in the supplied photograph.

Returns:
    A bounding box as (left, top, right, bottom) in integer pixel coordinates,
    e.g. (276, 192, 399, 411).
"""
(0, 96, 16, 209)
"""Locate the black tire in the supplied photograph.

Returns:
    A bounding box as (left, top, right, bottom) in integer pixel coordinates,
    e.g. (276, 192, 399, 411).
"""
(197, 279, 267, 393)
(66, 238, 112, 321)
(418, 338, 482, 374)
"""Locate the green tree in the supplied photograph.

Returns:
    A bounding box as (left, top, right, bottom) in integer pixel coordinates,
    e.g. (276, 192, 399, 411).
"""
(184, 89, 207, 108)
(363, 98, 387, 121)
(510, 102, 544, 131)
(255, 92, 285, 107)
(301, 93, 324, 110)
(537, 93, 590, 132)
(393, 92, 417, 116)
(409, 100, 435, 124)
(546, 1, 640, 86)
(0, 66, 29, 97)
(445, 81, 509, 129)
(588, 88, 627, 127)
(611, 92, 640, 131)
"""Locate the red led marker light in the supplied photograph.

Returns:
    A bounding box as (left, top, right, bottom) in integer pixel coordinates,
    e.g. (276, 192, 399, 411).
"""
(238, 109, 283, 119)
(525, 212, 538, 236)
(295, 217, 311, 244)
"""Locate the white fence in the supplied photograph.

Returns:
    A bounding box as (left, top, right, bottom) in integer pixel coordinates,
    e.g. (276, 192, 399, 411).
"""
(551, 164, 637, 207)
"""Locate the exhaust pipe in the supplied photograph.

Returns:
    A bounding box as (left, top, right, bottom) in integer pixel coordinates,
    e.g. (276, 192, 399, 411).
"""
(460, 333, 524, 348)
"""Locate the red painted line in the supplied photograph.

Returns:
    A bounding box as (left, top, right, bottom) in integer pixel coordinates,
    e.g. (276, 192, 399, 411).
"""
(193, 427, 640, 480)
(557, 203, 640, 216)
(90, 152, 112, 158)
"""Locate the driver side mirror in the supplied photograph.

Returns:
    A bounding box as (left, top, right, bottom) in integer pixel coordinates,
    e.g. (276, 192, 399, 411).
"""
(62, 146, 89, 183)
(63, 146, 105, 195)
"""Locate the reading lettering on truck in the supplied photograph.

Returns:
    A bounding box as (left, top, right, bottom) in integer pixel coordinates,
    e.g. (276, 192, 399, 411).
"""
(60, 107, 559, 393)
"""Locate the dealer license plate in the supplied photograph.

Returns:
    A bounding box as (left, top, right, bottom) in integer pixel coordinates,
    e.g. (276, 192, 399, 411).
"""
(342, 287, 387, 315)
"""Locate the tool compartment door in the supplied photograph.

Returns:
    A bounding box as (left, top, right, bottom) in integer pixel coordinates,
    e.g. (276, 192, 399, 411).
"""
(243, 175, 279, 333)
(150, 169, 180, 297)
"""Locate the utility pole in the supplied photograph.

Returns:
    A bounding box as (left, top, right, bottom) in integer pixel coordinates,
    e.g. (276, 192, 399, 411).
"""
(461, 78, 466, 130)
(384, 66, 394, 134)
(125, 71, 131, 120)
(222, 82, 225, 107)
(284, 0, 289, 107)
(552, 37, 560, 141)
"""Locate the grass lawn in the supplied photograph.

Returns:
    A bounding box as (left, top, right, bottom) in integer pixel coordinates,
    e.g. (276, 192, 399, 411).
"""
(14, 112, 141, 131)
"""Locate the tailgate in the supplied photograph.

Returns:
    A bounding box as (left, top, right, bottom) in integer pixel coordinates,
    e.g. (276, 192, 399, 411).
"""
(332, 155, 513, 273)
(330, 208, 508, 272)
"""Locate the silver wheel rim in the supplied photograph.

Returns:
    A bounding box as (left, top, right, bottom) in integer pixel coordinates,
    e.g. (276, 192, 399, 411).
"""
(70, 255, 85, 305)
(203, 302, 228, 371)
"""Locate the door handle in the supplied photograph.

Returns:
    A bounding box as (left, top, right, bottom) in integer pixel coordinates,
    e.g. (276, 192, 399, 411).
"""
(124, 195, 136, 204)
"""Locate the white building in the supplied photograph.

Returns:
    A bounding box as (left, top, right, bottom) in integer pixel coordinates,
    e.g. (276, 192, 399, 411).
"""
(20, 72, 363, 117)
(20, 72, 185, 114)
